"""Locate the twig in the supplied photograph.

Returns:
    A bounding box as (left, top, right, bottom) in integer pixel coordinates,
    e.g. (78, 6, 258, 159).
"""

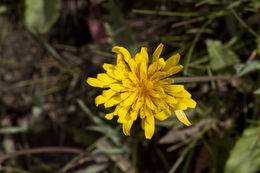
(173, 75, 237, 83)
(246, 49, 258, 63)
(32, 33, 69, 67)
(132, 9, 199, 17)
(62, 153, 108, 172)
(0, 147, 83, 163)
(0, 166, 31, 173)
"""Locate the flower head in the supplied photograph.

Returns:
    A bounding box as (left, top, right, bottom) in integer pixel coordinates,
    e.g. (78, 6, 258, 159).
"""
(87, 43, 196, 139)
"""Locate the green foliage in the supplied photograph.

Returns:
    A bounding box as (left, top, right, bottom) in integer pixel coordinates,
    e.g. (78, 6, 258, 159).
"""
(0, 126, 27, 134)
(102, 0, 136, 54)
(225, 127, 260, 173)
(0, 5, 7, 13)
(75, 164, 108, 173)
(206, 39, 240, 71)
(235, 60, 260, 76)
(24, 0, 61, 34)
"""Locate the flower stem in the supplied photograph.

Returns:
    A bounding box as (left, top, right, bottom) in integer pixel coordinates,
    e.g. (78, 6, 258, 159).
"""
(173, 75, 237, 83)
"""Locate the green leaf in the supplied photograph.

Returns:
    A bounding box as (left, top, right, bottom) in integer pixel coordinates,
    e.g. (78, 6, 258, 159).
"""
(24, 0, 61, 34)
(75, 164, 108, 173)
(225, 126, 260, 173)
(94, 147, 124, 154)
(0, 5, 7, 13)
(0, 126, 28, 134)
(254, 87, 260, 95)
(206, 39, 240, 70)
(235, 60, 260, 76)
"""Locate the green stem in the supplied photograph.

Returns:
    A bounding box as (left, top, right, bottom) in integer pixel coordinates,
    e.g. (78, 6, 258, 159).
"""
(230, 8, 260, 38)
(183, 19, 213, 74)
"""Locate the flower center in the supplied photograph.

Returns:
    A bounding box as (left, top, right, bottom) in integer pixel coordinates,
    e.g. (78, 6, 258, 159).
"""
(136, 79, 154, 97)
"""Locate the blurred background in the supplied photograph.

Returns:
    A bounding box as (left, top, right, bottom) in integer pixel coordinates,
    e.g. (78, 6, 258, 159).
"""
(0, 0, 260, 172)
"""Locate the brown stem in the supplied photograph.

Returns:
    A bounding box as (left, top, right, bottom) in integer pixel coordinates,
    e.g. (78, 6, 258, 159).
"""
(0, 147, 83, 163)
(173, 75, 237, 83)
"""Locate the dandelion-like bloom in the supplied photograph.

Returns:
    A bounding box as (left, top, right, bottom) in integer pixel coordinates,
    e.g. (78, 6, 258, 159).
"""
(87, 43, 196, 139)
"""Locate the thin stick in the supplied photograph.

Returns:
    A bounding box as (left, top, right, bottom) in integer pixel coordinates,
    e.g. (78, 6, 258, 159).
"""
(173, 75, 237, 83)
(0, 147, 83, 163)
(230, 8, 260, 38)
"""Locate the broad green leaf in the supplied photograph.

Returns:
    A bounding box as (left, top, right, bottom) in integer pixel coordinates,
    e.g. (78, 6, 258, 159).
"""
(25, 0, 61, 34)
(225, 126, 260, 173)
(206, 39, 240, 70)
(235, 60, 260, 76)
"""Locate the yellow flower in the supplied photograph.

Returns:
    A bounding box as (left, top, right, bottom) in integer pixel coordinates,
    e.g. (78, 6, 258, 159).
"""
(87, 43, 196, 139)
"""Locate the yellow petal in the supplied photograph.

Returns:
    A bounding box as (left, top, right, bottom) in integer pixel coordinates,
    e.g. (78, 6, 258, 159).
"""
(110, 83, 127, 92)
(113, 67, 127, 79)
(103, 64, 119, 79)
(144, 115, 155, 139)
(140, 107, 145, 119)
(164, 65, 183, 77)
(134, 52, 143, 64)
(152, 98, 168, 111)
(117, 106, 130, 123)
(117, 62, 130, 73)
(112, 46, 131, 64)
(148, 62, 158, 77)
(130, 110, 138, 120)
(145, 96, 156, 110)
(182, 98, 197, 108)
(120, 92, 131, 100)
(152, 43, 164, 63)
(164, 53, 181, 71)
(123, 120, 134, 136)
(128, 72, 139, 83)
(157, 78, 174, 85)
(175, 101, 188, 110)
(114, 105, 121, 115)
(97, 73, 117, 83)
(141, 118, 145, 130)
(103, 63, 115, 72)
(104, 95, 122, 108)
(140, 47, 148, 65)
(175, 110, 191, 126)
(95, 89, 117, 106)
(150, 71, 166, 81)
(121, 92, 137, 107)
(165, 94, 177, 104)
(143, 106, 153, 119)
(140, 61, 147, 81)
(171, 90, 191, 98)
(157, 58, 166, 70)
(95, 95, 106, 106)
(105, 112, 114, 120)
(122, 79, 133, 88)
(155, 110, 171, 121)
(128, 58, 138, 74)
(163, 85, 184, 93)
(102, 89, 117, 97)
(86, 77, 109, 88)
(134, 97, 144, 111)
